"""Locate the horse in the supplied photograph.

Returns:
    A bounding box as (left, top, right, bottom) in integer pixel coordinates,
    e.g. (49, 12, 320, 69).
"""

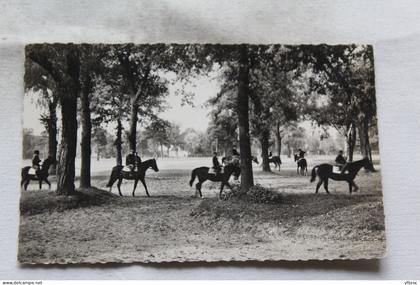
(268, 155, 282, 170)
(310, 157, 375, 194)
(106, 158, 159, 197)
(294, 154, 308, 175)
(189, 163, 241, 198)
(21, 156, 55, 191)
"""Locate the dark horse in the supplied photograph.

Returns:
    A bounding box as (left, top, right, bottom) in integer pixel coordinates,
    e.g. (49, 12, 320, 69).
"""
(106, 159, 159, 197)
(294, 154, 308, 175)
(189, 163, 241, 198)
(268, 155, 282, 170)
(21, 156, 55, 191)
(310, 157, 375, 194)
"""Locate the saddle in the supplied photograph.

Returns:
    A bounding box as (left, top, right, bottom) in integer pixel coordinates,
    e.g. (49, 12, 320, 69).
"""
(209, 167, 223, 175)
(28, 168, 37, 175)
(122, 165, 138, 174)
(332, 165, 342, 174)
(122, 166, 132, 172)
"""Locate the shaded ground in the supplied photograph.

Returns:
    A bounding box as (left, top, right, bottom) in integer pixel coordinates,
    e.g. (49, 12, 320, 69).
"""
(18, 155, 386, 263)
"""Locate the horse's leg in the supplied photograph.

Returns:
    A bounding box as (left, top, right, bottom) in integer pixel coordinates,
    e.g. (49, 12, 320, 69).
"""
(38, 179, 42, 190)
(132, 179, 139, 197)
(139, 177, 150, 197)
(352, 181, 359, 192)
(316, 179, 323, 194)
(44, 177, 51, 190)
(219, 182, 225, 198)
(195, 182, 203, 198)
(117, 178, 123, 196)
(297, 165, 299, 175)
(226, 181, 232, 189)
(24, 179, 29, 191)
(348, 182, 353, 194)
(323, 178, 330, 194)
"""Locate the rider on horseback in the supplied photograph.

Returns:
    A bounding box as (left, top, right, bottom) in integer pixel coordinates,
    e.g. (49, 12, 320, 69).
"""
(230, 148, 240, 166)
(126, 150, 141, 173)
(297, 148, 306, 159)
(212, 151, 222, 176)
(335, 150, 347, 171)
(32, 150, 41, 173)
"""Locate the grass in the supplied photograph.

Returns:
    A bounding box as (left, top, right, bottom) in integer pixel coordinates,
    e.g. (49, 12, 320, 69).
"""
(20, 187, 118, 216)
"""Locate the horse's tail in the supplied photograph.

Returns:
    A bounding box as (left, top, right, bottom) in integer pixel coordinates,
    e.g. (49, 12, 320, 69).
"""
(106, 166, 120, 187)
(310, 166, 318, 182)
(189, 169, 197, 187)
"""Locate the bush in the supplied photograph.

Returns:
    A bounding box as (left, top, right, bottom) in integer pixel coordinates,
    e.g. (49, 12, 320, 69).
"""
(221, 184, 283, 204)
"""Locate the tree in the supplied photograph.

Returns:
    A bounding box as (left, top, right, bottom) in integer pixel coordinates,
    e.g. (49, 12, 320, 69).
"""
(237, 45, 254, 188)
(167, 123, 186, 157)
(107, 44, 203, 155)
(144, 118, 171, 158)
(24, 58, 59, 173)
(26, 44, 81, 195)
(247, 45, 300, 171)
(92, 127, 108, 161)
(22, 128, 35, 159)
(207, 88, 238, 156)
(302, 45, 377, 164)
(90, 78, 131, 166)
(282, 124, 306, 156)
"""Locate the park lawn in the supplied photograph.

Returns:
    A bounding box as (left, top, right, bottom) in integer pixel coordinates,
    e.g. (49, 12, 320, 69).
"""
(18, 167, 386, 263)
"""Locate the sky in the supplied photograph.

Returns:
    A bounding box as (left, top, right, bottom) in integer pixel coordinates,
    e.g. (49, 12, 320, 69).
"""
(23, 72, 222, 136)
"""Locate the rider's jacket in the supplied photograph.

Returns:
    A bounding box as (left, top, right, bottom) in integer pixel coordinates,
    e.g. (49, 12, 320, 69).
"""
(32, 154, 41, 168)
(213, 156, 221, 170)
(126, 154, 141, 166)
(335, 154, 347, 165)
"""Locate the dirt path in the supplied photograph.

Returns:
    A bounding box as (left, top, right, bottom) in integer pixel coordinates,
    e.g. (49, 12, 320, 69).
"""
(19, 165, 386, 263)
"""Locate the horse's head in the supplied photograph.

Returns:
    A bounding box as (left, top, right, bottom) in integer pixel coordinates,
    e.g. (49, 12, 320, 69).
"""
(151, 158, 159, 172)
(221, 157, 226, 165)
(43, 156, 56, 168)
(363, 157, 375, 172)
(251, 156, 259, 164)
(225, 164, 241, 180)
(294, 154, 298, 162)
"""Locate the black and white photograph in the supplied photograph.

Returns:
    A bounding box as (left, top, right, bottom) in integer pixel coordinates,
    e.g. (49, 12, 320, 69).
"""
(19, 43, 386, 263)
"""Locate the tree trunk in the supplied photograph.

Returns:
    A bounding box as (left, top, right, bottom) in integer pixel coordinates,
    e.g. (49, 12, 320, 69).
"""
(223, 143, 230, 157)
(358, 118, 374, 169)
(287, 143, 291, 158)
(56, 47, 80, 196)
(260, 130, 271, 172)
(57, 92, 78, 195)
(97, 148, 100, 161)
(275, 122, 282, 156)
(237, 45, 254, 190)
(115, 119, 123, 166)
(80, 75, 92, 188)
(160, 143, 164, 158)
(346, 123, 357, 162)
(128, 98, 138, 152)
(47, 98, 58, 174)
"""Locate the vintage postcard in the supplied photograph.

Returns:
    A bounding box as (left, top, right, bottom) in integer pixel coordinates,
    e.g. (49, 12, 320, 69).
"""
(19, 43, 386, 263)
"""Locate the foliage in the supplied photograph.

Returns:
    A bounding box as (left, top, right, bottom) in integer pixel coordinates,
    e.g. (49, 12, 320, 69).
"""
(221, 184, 283, 204)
